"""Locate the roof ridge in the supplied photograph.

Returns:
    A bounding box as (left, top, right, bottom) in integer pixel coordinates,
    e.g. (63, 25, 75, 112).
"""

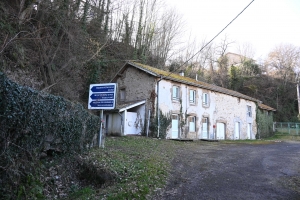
(128, 61, 259, 102)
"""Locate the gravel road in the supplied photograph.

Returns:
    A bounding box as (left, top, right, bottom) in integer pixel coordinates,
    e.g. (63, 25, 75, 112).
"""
(154, 141, 300, 200)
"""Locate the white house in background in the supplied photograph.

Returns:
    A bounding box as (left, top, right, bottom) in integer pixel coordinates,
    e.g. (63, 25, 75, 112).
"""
(103, 61, 275, 140)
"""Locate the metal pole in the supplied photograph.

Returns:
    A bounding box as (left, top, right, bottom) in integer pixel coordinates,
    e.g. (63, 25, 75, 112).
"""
(99, 109, 104, 148)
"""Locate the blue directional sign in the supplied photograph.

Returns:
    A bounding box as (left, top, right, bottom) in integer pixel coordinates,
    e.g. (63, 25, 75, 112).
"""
(88, 83, 116, 109)
(90, 93, 114, 100)
(89, 100, 114, 108)
(91, 85, 115, 93)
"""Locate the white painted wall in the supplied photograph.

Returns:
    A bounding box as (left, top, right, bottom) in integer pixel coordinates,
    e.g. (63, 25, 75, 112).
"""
(104, 104, 146, 136)
(157, 79, 257, 140)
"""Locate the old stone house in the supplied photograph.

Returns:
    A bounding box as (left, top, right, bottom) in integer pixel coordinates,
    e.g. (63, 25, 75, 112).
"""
(103, 61, 275, 140)
(225, 52, 254, 67)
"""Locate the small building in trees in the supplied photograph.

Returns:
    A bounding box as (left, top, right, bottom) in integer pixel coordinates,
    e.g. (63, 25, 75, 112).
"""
(226, 52, 255, 67)
(103, 61, 275, 139)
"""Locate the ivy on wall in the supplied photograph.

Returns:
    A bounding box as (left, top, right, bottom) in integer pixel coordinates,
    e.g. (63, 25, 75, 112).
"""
(150, 109, 171, 139)
(0, 72, 100, 199)
(256, 108, 274, 138)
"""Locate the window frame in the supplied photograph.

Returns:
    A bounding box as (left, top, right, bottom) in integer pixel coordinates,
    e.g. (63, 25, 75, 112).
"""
(202, 92, 208, 106)
(189, 89, 196, 104)
(172, 85, 180, 101)
(120, 88, 126, 101)
(188, 116, 196, 132)
(247, 105, 252, 117)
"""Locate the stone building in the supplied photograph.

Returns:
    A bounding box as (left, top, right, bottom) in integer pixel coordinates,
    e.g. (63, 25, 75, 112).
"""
(103, 61, 275, 140)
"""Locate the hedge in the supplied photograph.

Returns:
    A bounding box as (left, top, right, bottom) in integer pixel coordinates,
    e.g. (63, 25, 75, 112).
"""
(0, 72, 100, 199)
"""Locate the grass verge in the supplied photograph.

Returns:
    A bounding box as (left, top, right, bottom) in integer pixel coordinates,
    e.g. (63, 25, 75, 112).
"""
(70, 136, 179, 199)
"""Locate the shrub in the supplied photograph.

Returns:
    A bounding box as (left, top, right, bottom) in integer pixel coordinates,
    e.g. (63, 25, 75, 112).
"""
(0, 72, 100, 199)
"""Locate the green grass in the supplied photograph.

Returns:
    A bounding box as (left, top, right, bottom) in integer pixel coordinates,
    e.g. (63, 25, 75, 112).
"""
(72, 136, 180, 199)
(266, 132, 300, 141)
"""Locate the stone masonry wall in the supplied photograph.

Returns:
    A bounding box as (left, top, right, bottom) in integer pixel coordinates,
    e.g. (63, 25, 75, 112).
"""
(115, 66, 157, 134)
(158, 79, 257, 140)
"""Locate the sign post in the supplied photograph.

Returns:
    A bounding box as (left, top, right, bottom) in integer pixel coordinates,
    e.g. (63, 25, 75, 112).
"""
(88, 83, 116, 148)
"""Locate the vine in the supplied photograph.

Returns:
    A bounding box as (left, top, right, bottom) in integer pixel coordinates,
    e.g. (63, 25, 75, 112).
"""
(149, 109, 171, 139)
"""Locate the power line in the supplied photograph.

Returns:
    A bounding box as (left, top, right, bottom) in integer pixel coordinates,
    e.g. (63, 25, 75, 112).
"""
(164, 0, 255, 78)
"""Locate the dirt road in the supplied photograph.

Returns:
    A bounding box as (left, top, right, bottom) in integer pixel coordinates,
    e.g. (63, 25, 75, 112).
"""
(155, 141, 300, 200)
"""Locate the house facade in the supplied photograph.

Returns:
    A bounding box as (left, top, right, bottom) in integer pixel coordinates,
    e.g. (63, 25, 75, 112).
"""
(104, 61, 275, 140)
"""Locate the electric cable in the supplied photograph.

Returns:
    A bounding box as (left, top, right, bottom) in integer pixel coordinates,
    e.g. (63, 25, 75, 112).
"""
(163, 0, 255, 78)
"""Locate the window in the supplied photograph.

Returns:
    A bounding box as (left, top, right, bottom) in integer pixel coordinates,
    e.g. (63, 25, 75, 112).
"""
(247, 105, 252, 117)
(120, 88, 125, 101)
(172, 86, 180, 100)
(189, 116, 196, 132)
(202, 93, 208, 105)
(189, 90, 196, 104)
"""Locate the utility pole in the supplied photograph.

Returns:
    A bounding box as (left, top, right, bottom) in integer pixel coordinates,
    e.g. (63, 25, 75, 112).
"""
(297, 84, 300, 115)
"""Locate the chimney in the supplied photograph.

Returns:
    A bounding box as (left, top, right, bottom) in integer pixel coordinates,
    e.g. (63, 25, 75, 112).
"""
(179, 71, 184, 76)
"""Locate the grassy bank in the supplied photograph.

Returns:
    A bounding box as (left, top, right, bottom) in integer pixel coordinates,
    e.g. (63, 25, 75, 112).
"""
(71, 136, 180, 199)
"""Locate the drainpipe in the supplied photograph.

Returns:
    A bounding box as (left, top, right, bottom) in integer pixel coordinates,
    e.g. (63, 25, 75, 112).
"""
(146, 109, 151, 137)
(157, 76, 163, 138)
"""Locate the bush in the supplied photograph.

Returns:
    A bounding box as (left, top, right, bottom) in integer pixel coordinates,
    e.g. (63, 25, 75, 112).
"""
(0, 72, 100, 199)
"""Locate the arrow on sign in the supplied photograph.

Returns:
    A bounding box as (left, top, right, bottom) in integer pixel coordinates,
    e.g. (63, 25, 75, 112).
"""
(90, 93, 114, 100)
(91, 85, 115, 92)
(89, 101, 114, 108)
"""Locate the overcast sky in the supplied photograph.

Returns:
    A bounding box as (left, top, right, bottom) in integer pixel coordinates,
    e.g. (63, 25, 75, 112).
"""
(165, 0, 300, 60)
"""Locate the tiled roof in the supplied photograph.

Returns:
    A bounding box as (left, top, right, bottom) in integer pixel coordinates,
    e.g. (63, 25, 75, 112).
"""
(127, 61, 258, 102)
(258, 103, 276, 111)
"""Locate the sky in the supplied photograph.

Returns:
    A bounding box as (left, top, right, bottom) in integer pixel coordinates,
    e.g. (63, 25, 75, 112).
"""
(165, 0, 300, 61)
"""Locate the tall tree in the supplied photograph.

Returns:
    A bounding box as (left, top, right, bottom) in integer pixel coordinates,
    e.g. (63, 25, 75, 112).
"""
(265, 44, 300, 86)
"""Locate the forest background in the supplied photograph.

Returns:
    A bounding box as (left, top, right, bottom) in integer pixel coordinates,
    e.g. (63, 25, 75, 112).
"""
(1, 0, 300, 122)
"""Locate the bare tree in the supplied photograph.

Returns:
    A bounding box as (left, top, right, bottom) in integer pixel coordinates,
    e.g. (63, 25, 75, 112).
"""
(265, 44, 300, 86)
